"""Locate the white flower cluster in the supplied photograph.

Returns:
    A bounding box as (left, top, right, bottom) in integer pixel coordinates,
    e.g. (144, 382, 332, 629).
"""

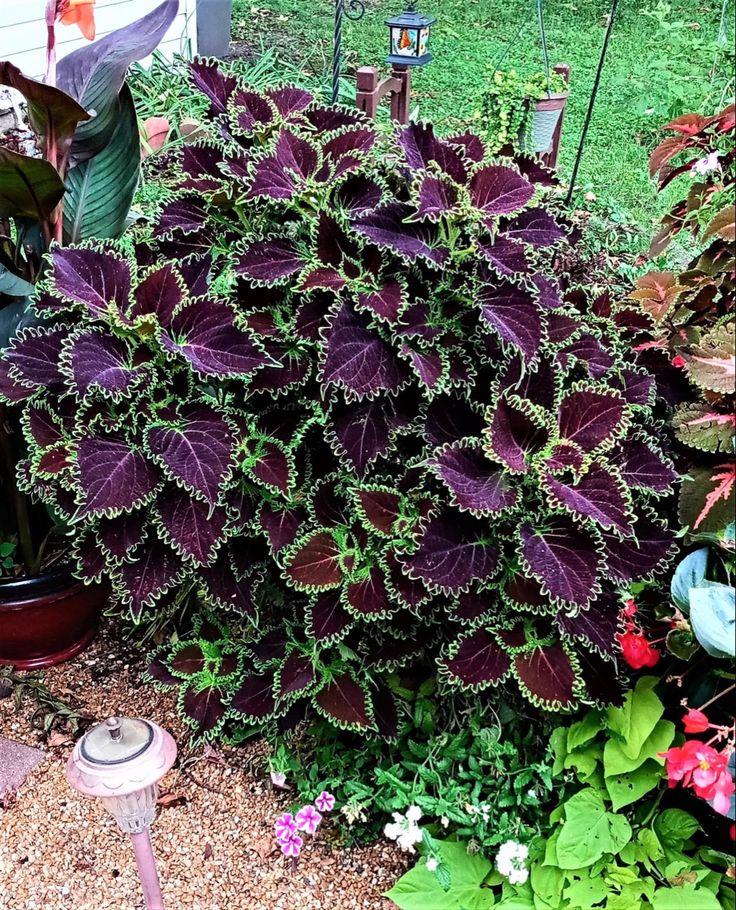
(384, 805, 423, 853)
(495, 839, 529, 885)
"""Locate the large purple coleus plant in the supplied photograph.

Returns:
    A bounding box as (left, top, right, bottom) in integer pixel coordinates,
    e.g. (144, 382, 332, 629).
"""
(0, 61, 678, 738)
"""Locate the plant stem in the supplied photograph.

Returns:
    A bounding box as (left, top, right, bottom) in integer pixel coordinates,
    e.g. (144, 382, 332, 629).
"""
(44, 2, 57, 86)
(699, 683, 736, 712)
(0, 406, 35, 573)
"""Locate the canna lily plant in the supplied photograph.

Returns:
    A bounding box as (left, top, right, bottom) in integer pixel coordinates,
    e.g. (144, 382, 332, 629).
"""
(2, 62, 678, 734)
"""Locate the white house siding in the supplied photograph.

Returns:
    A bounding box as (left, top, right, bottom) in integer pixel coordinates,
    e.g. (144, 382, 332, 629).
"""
(0, 0, 197, 79)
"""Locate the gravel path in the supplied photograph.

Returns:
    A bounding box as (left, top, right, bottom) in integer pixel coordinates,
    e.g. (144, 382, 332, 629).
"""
(0, 622, 406, 910)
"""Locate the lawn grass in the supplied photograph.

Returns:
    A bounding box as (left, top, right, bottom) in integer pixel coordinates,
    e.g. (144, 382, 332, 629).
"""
(232, 0, 734, 229)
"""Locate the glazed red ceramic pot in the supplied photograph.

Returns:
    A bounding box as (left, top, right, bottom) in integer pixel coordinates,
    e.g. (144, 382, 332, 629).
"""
(0, 567, 106, 669)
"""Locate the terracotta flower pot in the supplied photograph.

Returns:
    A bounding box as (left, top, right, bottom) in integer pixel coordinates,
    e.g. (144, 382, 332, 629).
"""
(0, 566, 107, 670)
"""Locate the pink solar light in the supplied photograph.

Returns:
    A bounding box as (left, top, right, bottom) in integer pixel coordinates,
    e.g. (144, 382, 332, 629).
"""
(66, 716, 177, 910)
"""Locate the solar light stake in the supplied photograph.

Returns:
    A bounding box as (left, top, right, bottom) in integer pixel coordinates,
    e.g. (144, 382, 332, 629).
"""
(66, 716, 177, 910)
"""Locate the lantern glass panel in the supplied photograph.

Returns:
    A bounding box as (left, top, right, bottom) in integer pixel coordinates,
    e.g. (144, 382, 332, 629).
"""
(101, 783, 159, 834)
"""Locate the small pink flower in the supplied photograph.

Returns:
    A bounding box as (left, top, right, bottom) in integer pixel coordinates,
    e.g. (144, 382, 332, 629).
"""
(295, 804, 322, 835)
(692, 152, 720, 175)
(274, 812, 297, 842)
(279, 831, 303, 858)
(315, 790, 335, 813)
(270, 771, 287, 789)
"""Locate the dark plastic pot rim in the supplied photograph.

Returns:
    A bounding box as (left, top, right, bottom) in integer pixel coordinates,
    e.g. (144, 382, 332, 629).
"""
(0, 564, 78, 603)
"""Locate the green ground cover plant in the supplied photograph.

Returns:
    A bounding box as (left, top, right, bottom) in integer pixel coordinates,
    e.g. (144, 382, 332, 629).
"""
(231, 0, 734, 226)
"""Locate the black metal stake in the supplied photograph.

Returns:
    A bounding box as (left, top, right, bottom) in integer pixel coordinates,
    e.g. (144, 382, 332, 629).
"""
(332, 0, 366, 105)
(565, 0, 620, 205)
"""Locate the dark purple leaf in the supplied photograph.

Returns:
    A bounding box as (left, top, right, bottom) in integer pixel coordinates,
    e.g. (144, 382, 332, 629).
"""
(353, 202, 449, 265)
(544, 463, 633, 535)
(259, 503, 306, 553)
(0, 360, 34, 402)
(559, 334, 614, 379)
(78, 437, 159, 517)
(68, 330, 140, 397)
(602, 517, 675, 583)
(305, 105, 365, 133)
(231, 674, 275, 720)
(171, 644, 206, 675)
(400, 344, 445, 392)
(478, 236, 529, 277)
(308, 590, 353, 642)
(146, 404, 235, 505)
(346, 566, 393, 616)
(97, 512, 147, 559)
(235, 239, 306, 285)
(444, 629, 511, 687)
(373, 685, 399, 739)
(278, 653, 315, 698)
(385, 552, 432, 609)
(486, 397, 548, 473)
(50, 247, 130, 317)
(425, 395, 484, 447)
(284, 531, 342, 590)
(322, 127, 377, 180)
(478, 282, 544, 361)
(322, 304, 408, 398)
(183, 685, 226, 734)
(520, 520, 600, 608)
(232, 88, 275, 134)
(5, 325, 68, 389)
(117, 539, 182, 617)
(557, 597, 619, 654)
(129, 264, 184, 325)
(161, 298, 267, 377)
(154, 197, 209, 238)
(330, 398, 394, 473)
(299, 266, 346, 291)
(404, 511, 499, 594)
(248, 441, 293, 494)
(514, 643, 577, 708)
(558, 390, 626, 453)
(147, 652, 178, 687)
(356, 488, 401, 535)
(249, 130, 319, 199)
(416, 174, 458, 221)
(547, 313, 580, 344)
(188, 59, 236, 115)
(531, 275, 563, 310)
(335, 175, 383, 215)
(181, 144, 225, 192)
(25, 405, 63, 448)
(470, 165, 534, 217)
(503, 572, 548, 609)
(446, 131, 485, 162)
(198, 552, 257, 617)
(430, 444, 517, 515)
(266, 85, 314, 118)
(611, 369, 655, 407)
(398, 122, 468, 183)
(504, 208, 565, 247)
(315, 674, 372, 728)
(156, 490, 227, 565)
(611, 438, 677, 493)
(357, 281, 406, 323)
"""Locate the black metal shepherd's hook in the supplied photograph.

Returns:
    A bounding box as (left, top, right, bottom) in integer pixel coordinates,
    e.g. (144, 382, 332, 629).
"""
(565, 0, 621, 204)
(333, 0, 367, 104)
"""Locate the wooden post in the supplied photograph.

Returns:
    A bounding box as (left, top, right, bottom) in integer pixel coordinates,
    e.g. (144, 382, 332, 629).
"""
(541, 63, 571, 171)
(356, 64, 412, 125)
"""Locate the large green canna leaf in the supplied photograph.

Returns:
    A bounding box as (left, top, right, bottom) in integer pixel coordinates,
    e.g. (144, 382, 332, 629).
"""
(0, 147, 65, 221)
(0, 62, 90, 162)
(62, 85, 140, 243)
(57, 0, 179, 164)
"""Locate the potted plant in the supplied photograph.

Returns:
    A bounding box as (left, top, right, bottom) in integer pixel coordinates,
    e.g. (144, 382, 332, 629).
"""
(480, 67, 569, 157)
(4, 62, 677, 739)
(0, 0, 178, 668)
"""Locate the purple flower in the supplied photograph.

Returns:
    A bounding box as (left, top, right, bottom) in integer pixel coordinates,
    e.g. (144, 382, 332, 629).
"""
(279, 831, 303, 858)
(270, 771, 287, 789)
(315, 790, 335, 813)
(274, 812, 297, 842)
(295, 804, 322, 835)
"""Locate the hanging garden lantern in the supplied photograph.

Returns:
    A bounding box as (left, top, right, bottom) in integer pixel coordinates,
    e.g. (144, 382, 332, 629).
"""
(66, 716, 177, 910)
(385, 0, 436, 67)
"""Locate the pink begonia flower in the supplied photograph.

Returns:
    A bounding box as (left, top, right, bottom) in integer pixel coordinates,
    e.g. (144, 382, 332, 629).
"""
(295, 804, 322, 835)
(692, 152, 720, 175)
(274, 812, 297, 842)
(315, 790, 335, 813)
(279, 831, 303, 858)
